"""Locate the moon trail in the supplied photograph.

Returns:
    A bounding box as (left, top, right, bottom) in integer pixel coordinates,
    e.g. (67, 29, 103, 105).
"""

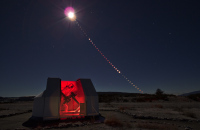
(64, 7, 143, 93)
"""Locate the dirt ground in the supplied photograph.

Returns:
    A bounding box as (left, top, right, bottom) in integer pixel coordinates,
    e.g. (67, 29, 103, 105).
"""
(0, 101, 200, 130)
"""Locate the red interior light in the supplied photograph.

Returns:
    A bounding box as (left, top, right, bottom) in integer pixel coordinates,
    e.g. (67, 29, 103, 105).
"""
(60, 80, 85, 118)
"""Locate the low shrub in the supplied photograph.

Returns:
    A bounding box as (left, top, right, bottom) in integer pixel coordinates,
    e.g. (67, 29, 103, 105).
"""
(173, 107, 183, 112)
(0, 108, 9, 111)
(183, 111, 197, 118)
(104, 116, 123, 127)
(136, 98, 146, 102)
(119, 106, 129, 111)
(152, 104, 163, 108)
(187, 94, 200, 101)
(136, 122, 178, 130)
(126, 122, 132, 128)
(123, 99, 129, 102)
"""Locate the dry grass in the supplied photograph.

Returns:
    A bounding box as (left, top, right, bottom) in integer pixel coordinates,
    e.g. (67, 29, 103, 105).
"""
(173, 107, 197, 118)
(136, 122, 178, 130)
(173, 107, 183, 112)
(183, 111, 197, 118)
(151, 104, 163, 108)
(103, 103, 114, 108)
(0, 108, 9, 111)
(126, 122, 132, 128)
(119, 106, 129, 111)
(104, 116, 123, 127)
(90, 116, 96, 123)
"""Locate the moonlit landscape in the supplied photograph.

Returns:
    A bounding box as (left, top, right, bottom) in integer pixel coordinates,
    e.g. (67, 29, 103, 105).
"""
(0, 0, 200, 129)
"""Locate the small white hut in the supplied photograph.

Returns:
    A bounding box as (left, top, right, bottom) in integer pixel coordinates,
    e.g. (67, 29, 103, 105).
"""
(32, 78, 99, 120)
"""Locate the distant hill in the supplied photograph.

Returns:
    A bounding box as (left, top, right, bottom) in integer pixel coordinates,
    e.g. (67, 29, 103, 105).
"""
(180, 90, 200, 96)
(98, 92, 132, 95)
(0, 96, 35, 103)
(97, 92, 141, 96)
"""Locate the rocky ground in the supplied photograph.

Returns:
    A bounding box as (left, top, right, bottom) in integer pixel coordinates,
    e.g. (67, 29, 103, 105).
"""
(0, 98, 200, 129)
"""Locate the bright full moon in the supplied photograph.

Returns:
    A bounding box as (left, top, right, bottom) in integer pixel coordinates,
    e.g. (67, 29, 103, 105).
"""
(64, 7, 76, 21)
(68, 12, 74, 19)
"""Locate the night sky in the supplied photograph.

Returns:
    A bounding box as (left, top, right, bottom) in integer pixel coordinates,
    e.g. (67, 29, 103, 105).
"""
(1, 0, 200, 97)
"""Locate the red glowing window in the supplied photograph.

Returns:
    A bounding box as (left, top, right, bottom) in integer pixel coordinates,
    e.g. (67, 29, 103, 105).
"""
(60, 80, 85, 118)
